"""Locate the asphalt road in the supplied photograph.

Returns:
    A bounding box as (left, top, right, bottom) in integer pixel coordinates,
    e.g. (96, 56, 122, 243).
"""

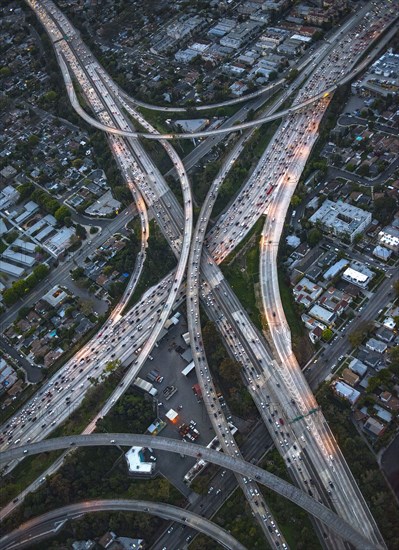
(0, 433, 381, 550)
(0, 499, 247, 550)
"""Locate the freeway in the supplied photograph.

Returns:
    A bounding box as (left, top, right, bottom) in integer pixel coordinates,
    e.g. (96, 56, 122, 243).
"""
(154, 419, 274, 550)
(0, 499, 246, 550)
(256, 5, 394, 549)
(0, 433, 383, 550)
(186, 129, 286, 546)
(0, 2, 390, 548)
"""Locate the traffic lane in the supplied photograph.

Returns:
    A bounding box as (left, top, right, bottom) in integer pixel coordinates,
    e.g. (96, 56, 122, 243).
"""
(153, 422, 276, 550)
(0, 499, 247, 550)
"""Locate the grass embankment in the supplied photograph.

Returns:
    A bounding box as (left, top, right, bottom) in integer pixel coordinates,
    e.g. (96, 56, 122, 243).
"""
(124, 220, 177, 313)
(221, 218, 265, 331)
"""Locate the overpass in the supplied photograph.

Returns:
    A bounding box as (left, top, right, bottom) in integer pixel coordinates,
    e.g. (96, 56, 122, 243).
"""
(0, 434, 382, 550)
(0, 499, 246, 550)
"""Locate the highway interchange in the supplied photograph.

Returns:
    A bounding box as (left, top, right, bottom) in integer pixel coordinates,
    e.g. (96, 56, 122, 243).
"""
(0, 0, 396, 548)
(0, 499, 246, 550)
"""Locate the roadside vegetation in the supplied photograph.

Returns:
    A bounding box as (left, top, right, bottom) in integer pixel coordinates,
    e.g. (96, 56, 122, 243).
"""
(1, 389, 184, 543)
(221, 218, 265, 331)
(124, 219, 177, 313)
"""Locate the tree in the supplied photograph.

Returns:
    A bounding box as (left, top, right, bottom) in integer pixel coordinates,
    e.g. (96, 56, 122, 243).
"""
(54, 205, 71, 224)
(219, 358, 242, 385)
(373, 196, 396, 225)
(322, 328, 333, 342)
(2, 287, 19, 306)
(79, 299, 94, 316)
(75, 224, 87, 239)
(307, 228, 322, 247)
(291, 194, 301, 207)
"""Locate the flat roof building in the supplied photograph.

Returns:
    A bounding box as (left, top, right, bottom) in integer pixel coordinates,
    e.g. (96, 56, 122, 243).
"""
(378, 226, 399, 252)
(308, 304, 336, 325)
(2, 249, 35, 267)
(309, 199, 372, 242)
(44, 227, 75, 256)
(125, 447, 154, 475)
(323, 259, 349, 280)
(0, 260, 25, 277)
(334, 381, 360, 404)
(342, 267, 370, 289)
(12, 238, 36, 253)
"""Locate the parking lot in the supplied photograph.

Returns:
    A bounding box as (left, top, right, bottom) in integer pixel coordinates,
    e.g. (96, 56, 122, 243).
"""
(138, 315, 215, 495)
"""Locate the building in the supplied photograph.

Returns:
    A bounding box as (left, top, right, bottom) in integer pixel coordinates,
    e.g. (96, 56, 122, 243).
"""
(44, 226, 75, 257)
(378, 226, 399, 253)
(352, 51, 399, 98)
(0, 259, 25, 277)
(342, 267, 370, 289)
(317, 287, 351, 315)
(348, 358, 367, 377)
(373, 245, 392, 261)
(292, 277, 323, 308)
(309, 199, 372, 242)
(2, 248, 36, 267)
(308, 304, 336, 326)
(366, 338, 387, 354)
(125, 447, 154, 476)
(363, 417, 386, 438)
(12, 238, 36, 253)
(323, 259, 349, 280)
(333, 381, 360, 404)
(342, 368, 359, 387)
(42, 286, 68, 308)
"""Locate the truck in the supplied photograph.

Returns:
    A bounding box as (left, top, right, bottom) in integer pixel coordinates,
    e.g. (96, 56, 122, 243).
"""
(146, 370, 164, 384)
(134, 377, 158, 397)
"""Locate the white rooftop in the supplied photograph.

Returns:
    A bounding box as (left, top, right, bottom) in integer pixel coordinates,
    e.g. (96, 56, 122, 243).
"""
(125, 447, 153, 474)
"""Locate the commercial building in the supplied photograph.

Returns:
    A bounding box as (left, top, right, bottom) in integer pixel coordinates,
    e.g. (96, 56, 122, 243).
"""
(44, 226, 75, 257)
(309, 199, 372, 242)
(42, 286, 68, 308)
(125, 447, 154, 476)
(2, 248, 36, 267)
(12, 238, 36, 253)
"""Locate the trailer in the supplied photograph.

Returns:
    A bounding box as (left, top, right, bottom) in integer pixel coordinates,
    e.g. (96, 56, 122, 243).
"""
(181, 361, 195, 377)
(134, 377, 158, 396)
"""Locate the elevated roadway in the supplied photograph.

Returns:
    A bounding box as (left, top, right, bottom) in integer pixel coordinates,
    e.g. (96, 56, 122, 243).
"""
(0, 499, 246, 550)
(0, 434, 383, 550)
